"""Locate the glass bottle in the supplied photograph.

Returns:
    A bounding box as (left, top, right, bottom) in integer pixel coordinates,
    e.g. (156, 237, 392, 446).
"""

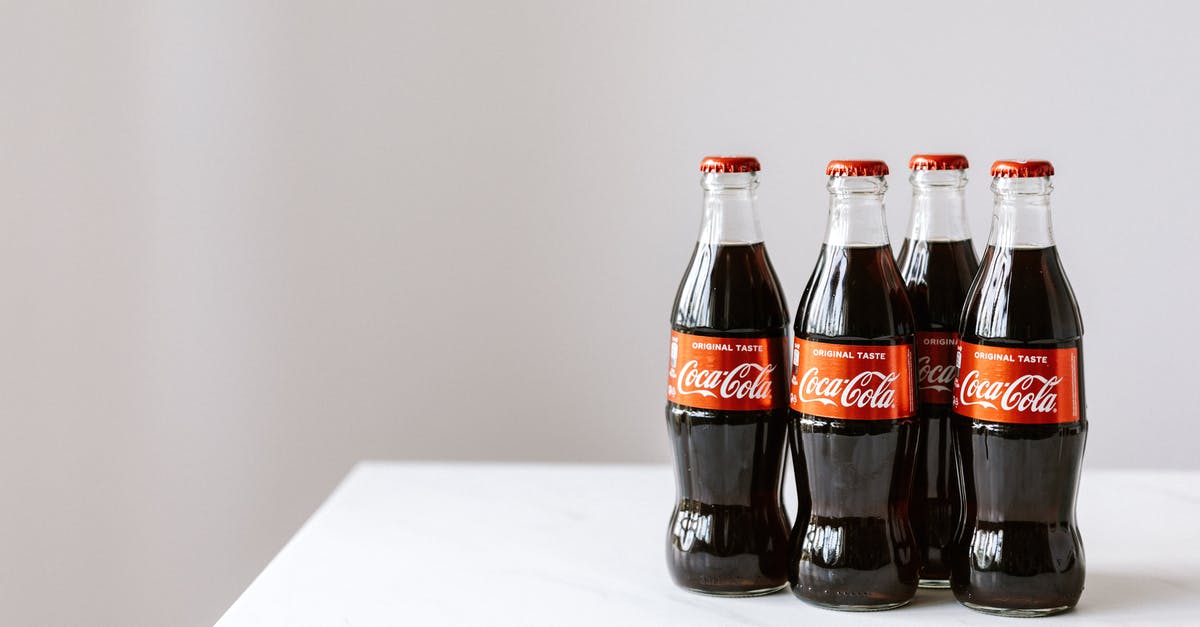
(895, 154, 979, 588)
(666, 156, 790, 596)
(951, 159, 1086, 616)
(788, 160, 918, 610)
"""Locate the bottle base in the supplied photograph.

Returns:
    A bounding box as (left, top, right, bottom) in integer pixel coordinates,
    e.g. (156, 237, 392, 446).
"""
(961, 601, 1073, 618)
(795, 597, 911, 612)
(682, 583, 787, 598)
(918, 578, 950, 589)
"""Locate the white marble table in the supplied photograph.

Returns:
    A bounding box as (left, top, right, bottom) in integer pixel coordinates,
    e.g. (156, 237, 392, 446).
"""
(218, 463, 1200, 626)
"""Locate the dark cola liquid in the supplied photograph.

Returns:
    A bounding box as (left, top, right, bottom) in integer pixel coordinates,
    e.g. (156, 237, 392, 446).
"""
(952, 245, 1087, 616)
(667, 242, 790, 596)
(895, 239, 979, 585)
(789, 244, 918, 609)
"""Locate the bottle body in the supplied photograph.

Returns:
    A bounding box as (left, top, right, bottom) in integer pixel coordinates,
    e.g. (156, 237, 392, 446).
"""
(950, 164, 1086, 616)
(895, 160, 979, 587)
(666, 160, 790, 596)
(788, 164, 919, 610)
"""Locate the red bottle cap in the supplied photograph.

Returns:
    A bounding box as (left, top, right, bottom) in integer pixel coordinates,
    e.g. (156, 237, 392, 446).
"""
(826, 160, 889, 177)
(990, 159, 1055, 178)
(909, 154, 969, 171)
(700, 156, 761, 173)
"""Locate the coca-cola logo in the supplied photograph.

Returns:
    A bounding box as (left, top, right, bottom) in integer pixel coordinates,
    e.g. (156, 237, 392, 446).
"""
(917, 355, 956, 393)
(676, 360, 775, 401)
(797, 367, 899, 409)
(957, 369, 1062, 413)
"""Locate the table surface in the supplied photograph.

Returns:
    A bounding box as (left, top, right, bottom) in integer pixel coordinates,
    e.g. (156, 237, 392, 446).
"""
(218, 463, 1200, 626)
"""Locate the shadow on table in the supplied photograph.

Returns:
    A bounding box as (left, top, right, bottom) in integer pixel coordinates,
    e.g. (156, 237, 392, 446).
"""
(1076, 570, 1199, 615)
(906, 570, 1199, 614)
(907, 586, 957, 609)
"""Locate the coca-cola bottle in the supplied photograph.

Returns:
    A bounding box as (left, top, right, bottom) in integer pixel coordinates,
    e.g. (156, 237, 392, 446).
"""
(666, 156, 790, 596)
(787, 160, 918, 610)
(895, 154, 979, 588)
(950, 159, 1086, 616)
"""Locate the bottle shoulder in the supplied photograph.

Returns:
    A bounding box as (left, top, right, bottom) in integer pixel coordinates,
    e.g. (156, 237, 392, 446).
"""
(896, 239, 980, 331)
(960, 245, 1083, 343)
(794, 244, 915, 341)
(671, 242, 789, 335)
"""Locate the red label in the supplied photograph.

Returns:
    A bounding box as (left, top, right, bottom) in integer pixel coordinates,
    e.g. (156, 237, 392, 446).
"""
(952, 341, 1080, 424)
(916, 331, 958, 404)
(788, 338, 915, 420)
(667, 331, 785, 411)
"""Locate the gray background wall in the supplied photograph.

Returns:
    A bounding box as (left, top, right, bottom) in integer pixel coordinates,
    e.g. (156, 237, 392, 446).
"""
(1, 1, 1196, 625)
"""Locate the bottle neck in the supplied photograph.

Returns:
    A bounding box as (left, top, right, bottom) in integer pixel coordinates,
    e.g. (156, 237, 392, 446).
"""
(987, 177, 1056, 249)
(697, 172, 763, 245)
(906, 169, 970, 242)
(823, 175, 890, 247)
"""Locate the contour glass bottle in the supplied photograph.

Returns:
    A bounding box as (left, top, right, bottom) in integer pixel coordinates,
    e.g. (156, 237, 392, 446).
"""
(666, 156, 790, 596)
(895, 154, 979, 588)
(950, 159, 1086, 616)
(788, 160, 918, 611)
